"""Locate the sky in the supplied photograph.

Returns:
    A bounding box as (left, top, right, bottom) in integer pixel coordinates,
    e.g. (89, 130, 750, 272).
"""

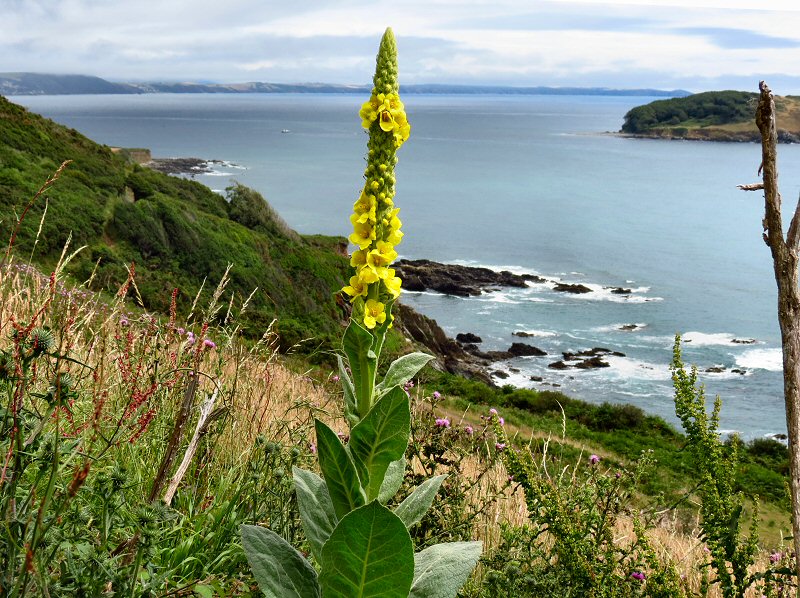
(2, 0, 800, 93)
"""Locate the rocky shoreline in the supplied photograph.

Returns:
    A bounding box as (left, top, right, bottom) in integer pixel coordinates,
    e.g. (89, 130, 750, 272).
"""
(145, 157, 244, 177)
(395, 259, 754, 389)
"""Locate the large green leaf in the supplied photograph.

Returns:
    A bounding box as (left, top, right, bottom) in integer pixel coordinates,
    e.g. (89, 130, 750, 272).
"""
(410, 542, 483, 598)
(394, 475, 447, 529)
(319, 501, 414, 598)
(342, 319, 377, 418)
(315, 419, 365, 519)
(378, 456, 406, 504)
(240, 524, 321, 598)
(348, 387, 410, 501)
(292, 467, 337, 561)
(337, 355, 358, 425)
(375, 352, 434, 398)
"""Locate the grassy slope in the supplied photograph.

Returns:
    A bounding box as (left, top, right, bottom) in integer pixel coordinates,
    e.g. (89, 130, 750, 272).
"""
(620, 90, 800, 141)
(0, 95, 350, 351)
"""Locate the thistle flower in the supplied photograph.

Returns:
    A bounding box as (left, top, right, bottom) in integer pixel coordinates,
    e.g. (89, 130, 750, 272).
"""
(342, 28, 409, 329)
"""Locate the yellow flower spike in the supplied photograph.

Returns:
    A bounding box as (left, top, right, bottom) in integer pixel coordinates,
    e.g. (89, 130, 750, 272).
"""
(353, 190, 375, 214)
(342, 275, 368, 301)
(363, 299, 387, 329)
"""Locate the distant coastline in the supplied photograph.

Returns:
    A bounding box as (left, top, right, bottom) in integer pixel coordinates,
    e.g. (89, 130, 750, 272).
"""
(0, 72, 690, 98)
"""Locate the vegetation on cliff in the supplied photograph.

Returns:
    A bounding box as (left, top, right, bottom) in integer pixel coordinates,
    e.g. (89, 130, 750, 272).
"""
(0, 95, 350, 351)
(621, 90, 800, 142)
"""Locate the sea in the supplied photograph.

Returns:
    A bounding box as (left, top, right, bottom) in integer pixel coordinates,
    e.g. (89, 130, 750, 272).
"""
(10, 92, 800, 440)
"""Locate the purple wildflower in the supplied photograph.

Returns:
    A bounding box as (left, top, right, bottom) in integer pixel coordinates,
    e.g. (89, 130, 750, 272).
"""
(495, 442, 506, 451)
(770, 551, 783, 563)
(489, 408, 498, 416)
(589, 454, 600, 465)
(309, 442, 317, 454)
(332, 375, 340, 383)
(203, 338, 216, 349)
(631, 572, 645, 581)
(435, 417, 450, 428)
(432, 391, 441, 400)
(464, 425, 474, 435)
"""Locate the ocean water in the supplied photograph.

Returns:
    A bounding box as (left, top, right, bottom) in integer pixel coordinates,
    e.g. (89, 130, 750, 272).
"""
(12, 92, 800, 439)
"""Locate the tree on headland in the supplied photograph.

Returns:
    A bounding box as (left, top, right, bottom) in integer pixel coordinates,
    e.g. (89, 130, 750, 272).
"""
(738, 80, 800, 591)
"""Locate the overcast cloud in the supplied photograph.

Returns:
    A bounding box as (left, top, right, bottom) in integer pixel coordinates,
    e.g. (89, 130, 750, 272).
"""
(2, 0, 799, 92)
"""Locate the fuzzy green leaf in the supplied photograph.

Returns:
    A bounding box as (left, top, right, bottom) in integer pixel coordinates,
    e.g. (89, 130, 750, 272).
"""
(319, 501, 414, 598)
(343, 319, 377, 418)
(240, 524, 321, 598)
(337, 355, 359, 425)
(378, 456, 406, 504)
(375, 352, 434, 398)
(292, 467, 337, 561)
(394, 475, 447, 529)
(410, 542, 483, 598)
(315, 419, 365, 519)
(349, 387, 411, 501)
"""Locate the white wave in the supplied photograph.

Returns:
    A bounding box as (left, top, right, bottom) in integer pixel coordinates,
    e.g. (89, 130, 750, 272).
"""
(569, 283, 663, 304)
(219, 160, 247, 170)
(598, 355, 672, 381)
(681, 331, 748, 346)
(522, 297, 555, 303)
(735, 348, 783, 372)
(475, 291, 521, 305)
(592, 322, 648, 333)
(448, 259, 543, 277)
(203, 171, 236, 177)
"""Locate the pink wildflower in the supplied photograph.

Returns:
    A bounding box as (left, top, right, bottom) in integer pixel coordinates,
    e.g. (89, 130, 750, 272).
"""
(589, 454, 600, 465)
(435, 417, 450, 428)
(464, 425, 474, 435)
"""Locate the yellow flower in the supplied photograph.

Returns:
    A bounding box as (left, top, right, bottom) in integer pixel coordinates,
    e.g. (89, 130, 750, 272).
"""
(386, 228, 404, 246)
(384, 270, 402, 298)
(342, 275, 368, 301)
(349, 218, 375, 249)
(367, 241, 398, 268)
(353, 191, 376, 216)
(363, 299, 387, 329)
(350, 249, 368, 268)
(358, 265, 380, 285)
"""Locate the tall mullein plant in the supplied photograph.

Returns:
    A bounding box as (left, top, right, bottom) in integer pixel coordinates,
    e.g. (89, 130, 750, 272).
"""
(241, 28, 482, 598)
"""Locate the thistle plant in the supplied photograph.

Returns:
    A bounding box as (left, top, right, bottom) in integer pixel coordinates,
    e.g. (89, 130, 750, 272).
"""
(241, 28, 482, 598)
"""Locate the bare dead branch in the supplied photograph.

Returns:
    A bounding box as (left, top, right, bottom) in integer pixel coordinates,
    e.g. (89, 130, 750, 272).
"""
(788, 192, 800, 253)
(736, 183, 764, 191)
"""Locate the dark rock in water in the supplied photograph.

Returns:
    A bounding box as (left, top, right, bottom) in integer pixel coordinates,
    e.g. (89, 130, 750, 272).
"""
(731, 368, 747, 375)
(563, 347, 624, 361)
(732, 338, 756, 344)
(492, 370, 510, 379)
(705, 366, 725, 373)
(553, 282, 592, 294)
(394, 259, 540, 297)
(456, 332, 483, 344)
(619, 324, 641, 331)
(509, 367, 520, 373)
(530, 375, 543, 382)
(513, 331, 535, 337)
(548, 360, 570, 370)
(508, 342, 547, 357)
(485, 350, 513, 361)
(608, 287, 632, 295)
(574, 356, 610, 369)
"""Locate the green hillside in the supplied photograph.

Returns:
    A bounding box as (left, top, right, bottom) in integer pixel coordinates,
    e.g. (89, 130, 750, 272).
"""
(0, 95, 350, 351)
(621, 90, 800, 142)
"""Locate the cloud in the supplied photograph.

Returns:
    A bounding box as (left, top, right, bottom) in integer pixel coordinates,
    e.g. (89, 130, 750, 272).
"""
(1, 0, 799, 92)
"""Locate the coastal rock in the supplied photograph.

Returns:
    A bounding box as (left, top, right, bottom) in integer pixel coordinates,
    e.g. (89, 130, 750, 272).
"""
(530, 375, 543, 382)
(548, 360, 570, 370)
(607, 287, 632, 295)
(553, 282, 592, 294)
(705, 366, 725, 373)
(492, 370, 510, 379)
(574, 356, 610, 369)
(731, 368, 747, 375)
(394, 259, 543, 297)
(456, 332, 483, 344)
(508, 342, 547, 357)
(619, 324, 642, 331)
(394, 303, 492, 385)
(732, 338, 756, 344)
(513, 331, 535, 337)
